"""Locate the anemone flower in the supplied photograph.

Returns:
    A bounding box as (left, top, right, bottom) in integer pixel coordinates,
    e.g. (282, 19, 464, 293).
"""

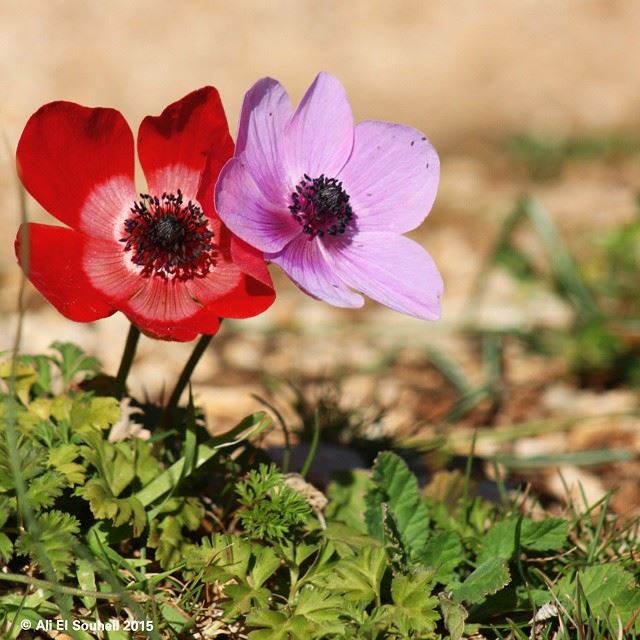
(15, 88, 275, 341)
(215, 72, 442, 320)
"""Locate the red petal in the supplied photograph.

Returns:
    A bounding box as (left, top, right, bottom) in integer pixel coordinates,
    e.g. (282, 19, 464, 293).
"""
(15, 223, 115, 322)
(138, 87, 234, 201)
(188, 222, 275, 319)
(16, 102, 136, 236)
(205, 272, 275, 319)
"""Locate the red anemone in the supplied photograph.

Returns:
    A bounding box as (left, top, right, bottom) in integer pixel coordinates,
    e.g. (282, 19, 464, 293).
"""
(15, 88, 275, 341)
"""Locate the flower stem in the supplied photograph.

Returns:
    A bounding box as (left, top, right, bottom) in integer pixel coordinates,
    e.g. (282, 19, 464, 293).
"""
(114, 324, 141, 400)
(162, 333, 213, 428)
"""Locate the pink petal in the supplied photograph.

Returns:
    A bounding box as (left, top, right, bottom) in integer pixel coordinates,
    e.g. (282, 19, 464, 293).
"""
(284, 72, 354, 182)
(267, 235, 363, 308)
(215, 157, 299, 254)
(235, 77, 292, 205)
(325, 232, 443, 320)
(338, 121, 439, 233)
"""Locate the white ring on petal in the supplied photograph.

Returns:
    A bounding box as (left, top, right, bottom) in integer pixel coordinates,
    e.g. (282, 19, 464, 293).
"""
(78, 175, 137, 241)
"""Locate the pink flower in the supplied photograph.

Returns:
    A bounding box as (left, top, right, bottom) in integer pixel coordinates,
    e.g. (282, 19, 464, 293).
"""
(215, 72, 443, 319)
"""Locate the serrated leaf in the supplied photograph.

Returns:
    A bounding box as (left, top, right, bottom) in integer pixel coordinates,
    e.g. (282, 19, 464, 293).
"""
(0, 532, 13, 563)
(477, 519, 518, 563)
(555, 563, 640, 631)
(294, 587, 344, 627)
(251, 545, 281, 587)
(25, 470, 66, 510)
(148, 497, 204, 569)
(452, 558, 511, 605)
(16, 510, 80, 577)
(520, 517, 569, 551)
(318, 545, 387, 605)
(380, 570, 440, 637)
(48, 443, 86, 485)
(71, 395, 120, 433)
(186, 534, 252, 584)
(50, 341, 101, 387)
(323, 522, 379, 559)
(365, 452, 430, 561)
(80, 478, 147, 536)
(478, 516, 569, 564)
(417, 530, 464, 584)
(50, 395, 73, 422)
(223, 582, 272, 617)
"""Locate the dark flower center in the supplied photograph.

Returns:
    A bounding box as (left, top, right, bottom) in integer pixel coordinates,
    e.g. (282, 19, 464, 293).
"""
(120, 190, 216, 280)
(289, 174, 353, 239)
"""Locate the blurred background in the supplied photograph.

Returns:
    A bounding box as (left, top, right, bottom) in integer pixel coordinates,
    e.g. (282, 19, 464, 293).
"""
(1, 0, 640, 513)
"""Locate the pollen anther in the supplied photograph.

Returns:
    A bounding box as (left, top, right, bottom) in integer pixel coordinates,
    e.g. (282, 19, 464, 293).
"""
(289, 174, 353, 240)
(120, 191, 216, 280)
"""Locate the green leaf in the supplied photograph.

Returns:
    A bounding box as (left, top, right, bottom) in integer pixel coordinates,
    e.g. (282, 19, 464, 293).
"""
(25, 470, 66, 510)
(417, 530, 464, 584)
(236, 463, 312, 542)
(76, 558, 97, 609)
(477, 520, 518, 563)
(520, 517, 569, 551)
(439, 592, 468, 640)
(364, 452, 430, 561)
(325, 470, 370, 533)
(48, 443, 86, 485)
(186, 534, 252, 583)
(294, 587, 344, 632)
(478, 516, 569, 563)
(16, 510, 80, 577)
(50, 341, 101, 387)
(555, 563, 640, 632)
(452, 558, 511, 605)
(0, 360, 37, 405)
(148, 497, 204, 569)
(20, 354, 52, 395)
(80, 478, 147, 536)
(71, 395, 120, 433)
(319, 545, 387, 605)
(0, 532, 13, 564)
(381, 570, 440, 637)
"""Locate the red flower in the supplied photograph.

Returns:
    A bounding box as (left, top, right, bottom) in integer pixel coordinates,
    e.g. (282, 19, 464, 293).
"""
(15, 88, 275, 341)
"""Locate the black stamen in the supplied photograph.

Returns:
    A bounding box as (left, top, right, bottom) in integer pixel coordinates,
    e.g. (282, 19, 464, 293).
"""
(120, 191, 216, 281)
(289, 175, 354, 239)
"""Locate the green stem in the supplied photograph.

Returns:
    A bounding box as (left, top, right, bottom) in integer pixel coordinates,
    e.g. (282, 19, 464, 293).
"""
(114, 324, 141, 400)
(0, 572, 123, 600)
(300, 411, 320, 478)
(161, 333, 213, 428)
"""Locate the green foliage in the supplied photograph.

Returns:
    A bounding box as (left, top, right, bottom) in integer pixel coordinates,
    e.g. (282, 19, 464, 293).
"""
(555, 563, 640, 633)
(235, 463, 313, 541)
(451, 558, 511, 605)
(15, 510, 80, 578)
(0, 344, 638, 639)
(365, 451, 430, 563)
